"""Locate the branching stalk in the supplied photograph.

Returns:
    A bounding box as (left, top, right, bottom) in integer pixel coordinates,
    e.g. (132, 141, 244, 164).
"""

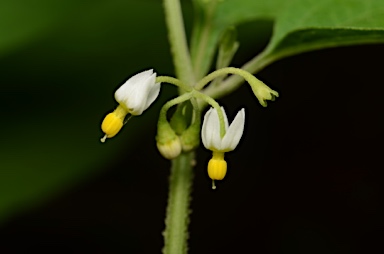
(162, 152, 195, 254)
(163, 0, 195, 86)
(162, 0, 197, 253)
(202, 52, 275, 99)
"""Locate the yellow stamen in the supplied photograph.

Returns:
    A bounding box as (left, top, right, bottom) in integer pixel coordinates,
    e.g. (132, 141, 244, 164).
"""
(101, 105, 128, 141)
(208, 152, 227, 189)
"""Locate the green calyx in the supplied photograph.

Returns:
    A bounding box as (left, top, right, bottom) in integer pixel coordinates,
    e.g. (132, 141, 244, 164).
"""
(170, 101, 193, 135)
(180, 120, 201, 152)
(156, 121, 182, 160)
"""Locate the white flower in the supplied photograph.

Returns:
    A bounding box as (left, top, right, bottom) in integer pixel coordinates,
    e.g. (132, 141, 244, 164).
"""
(201, 107, 245, 189)
(202, 107, 245, 152)
(100, 69, 160, 142)
(115, 69, 160, 115)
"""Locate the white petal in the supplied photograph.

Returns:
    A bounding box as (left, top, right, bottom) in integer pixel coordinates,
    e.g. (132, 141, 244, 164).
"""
(202, 107, 222, 150)
(114, 69, 157, 115)
(215, 106, 229, 151)
(221, 108, 245, 151)
(201, 108, 213, 148)
(124, 69, 153, 88)
(115, 70, 153, 99)
(220, 106, 229, 131)
(143, 73, 160, 111)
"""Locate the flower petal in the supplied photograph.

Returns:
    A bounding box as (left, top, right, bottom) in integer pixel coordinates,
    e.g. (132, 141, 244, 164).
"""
(143, 73, 160, 111)
(114, 69, 157, 115)
(221, 106, 229, 131)
(202, 107, 222, 150)
(201, 108, 213, 149)
(124, 69, 154, 88)
(221, 108, 245, 151)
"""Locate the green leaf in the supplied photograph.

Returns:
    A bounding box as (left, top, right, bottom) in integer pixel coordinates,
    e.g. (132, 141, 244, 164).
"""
(261, 0, 384, 66)
(191, 0, 384, 76)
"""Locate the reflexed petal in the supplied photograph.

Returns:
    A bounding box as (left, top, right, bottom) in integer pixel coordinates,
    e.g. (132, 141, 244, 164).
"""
(115, 69, 153, 99)
(201, 108, 213, 149)
(116, 81, 149, 115)
(271, 90, 279, 97)
(144, 81, 161, 110)
(221, 108, 245, 151)
(114, 69, 158, 115)
(210, 108, 223, 150)
(124, 69, 154, 88)
(202, 108, 221, 150)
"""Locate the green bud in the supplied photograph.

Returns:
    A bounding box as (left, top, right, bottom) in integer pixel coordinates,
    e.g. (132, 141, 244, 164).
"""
(156, 121, 182, 160)
(180, 121, 201, 152)
(170, 101, 193, 135)
(250, 81, 279, 107)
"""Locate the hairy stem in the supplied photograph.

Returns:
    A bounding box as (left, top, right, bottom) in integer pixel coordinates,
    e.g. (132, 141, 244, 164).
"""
(156, 76, 192, 92)
(163, 0, 195, 86)
(163, 151, 195, 254)
(195, 67, 264, 91)
(159, 92, 194, 123)
(162, 0, 197, 253)
(202, 51, 274, 99)
(193, 91, 225, 138)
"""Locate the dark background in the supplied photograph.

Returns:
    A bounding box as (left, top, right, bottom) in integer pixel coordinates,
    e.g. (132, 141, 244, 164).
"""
(1, 1, 383, 253)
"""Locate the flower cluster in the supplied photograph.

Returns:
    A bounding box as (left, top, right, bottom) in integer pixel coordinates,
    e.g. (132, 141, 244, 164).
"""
(100, 68, 278, 189)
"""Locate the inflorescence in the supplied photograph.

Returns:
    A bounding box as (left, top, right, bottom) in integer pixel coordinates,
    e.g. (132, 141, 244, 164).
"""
(100, 67, 278, 189)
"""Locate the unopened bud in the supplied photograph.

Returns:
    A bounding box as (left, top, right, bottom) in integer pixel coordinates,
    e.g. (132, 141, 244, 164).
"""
(156, 122, 182, 159)
(250, 81, 279, 107)
(180, 122, 200, 152)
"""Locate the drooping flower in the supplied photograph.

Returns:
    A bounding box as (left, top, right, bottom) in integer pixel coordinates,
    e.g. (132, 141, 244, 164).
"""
(114, 69, 160, 115)
(101, 69, 160, 142)
(202, 107, 245, 189)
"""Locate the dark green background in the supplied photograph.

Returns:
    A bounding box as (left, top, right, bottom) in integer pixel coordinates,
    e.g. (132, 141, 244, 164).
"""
(1, 0, 383, 253)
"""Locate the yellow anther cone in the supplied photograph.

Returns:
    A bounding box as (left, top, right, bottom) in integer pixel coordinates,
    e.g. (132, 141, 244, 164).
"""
(207, 152, 227, 180)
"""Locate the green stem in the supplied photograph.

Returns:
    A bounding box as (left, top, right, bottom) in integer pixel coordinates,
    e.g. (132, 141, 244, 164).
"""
(162, 1, 197, 253)
(191, 7, 213, 80)
(156, 76, 192, 92)
(163, 151, 195, 254)
(163, 0, 195, 86)
(190, 0, 219, 80)
(159, 92, 194, 123)
(189, 97, 200, 124)
(195, 67, 263, 91)
(192, 91, 225, 138)
(202, 52, 274, 99)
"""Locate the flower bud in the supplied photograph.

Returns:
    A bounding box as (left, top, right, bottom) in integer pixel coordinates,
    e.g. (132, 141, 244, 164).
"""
(170, 102, 192, 135)
(180, 122, 200, 152)
(251, 82, 279, 107)
(157, 137, 182, 160)
(156, 122, 182, 159)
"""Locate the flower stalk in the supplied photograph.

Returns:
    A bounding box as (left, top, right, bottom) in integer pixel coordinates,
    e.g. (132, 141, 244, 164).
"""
(162, 151, 194, 254)
(162, 0, 197, 253)
(163, 0, 195, 86)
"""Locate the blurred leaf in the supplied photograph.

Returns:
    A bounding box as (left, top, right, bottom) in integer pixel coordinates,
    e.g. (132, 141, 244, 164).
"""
(0, 0, 175, 223)
(191, 0, 384, 76)
(0, 0, 101, 57)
